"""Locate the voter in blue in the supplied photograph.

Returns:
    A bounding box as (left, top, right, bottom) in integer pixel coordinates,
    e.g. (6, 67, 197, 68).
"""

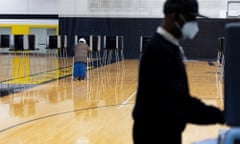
(73, 38, 91, 81)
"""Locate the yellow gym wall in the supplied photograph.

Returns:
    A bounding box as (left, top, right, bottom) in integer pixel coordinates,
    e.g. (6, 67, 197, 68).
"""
(12, 25, 29, 34)
(0, 24, 58, 35)
(0, 24, 59, 84)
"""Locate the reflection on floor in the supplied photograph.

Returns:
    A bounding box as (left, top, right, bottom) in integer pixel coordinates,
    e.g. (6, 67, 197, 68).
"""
(3, 66, 72, 85)
(0, 50, 123, 95)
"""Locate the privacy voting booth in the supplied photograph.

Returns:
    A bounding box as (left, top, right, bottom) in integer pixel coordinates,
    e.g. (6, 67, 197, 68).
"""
(46, 35, 68, 58)
(140, 36, 152, 58)
(47, 35, 61, 49)
(102, 35, 124, 65)
(213, 22, 240, 144)
(6, 34, 37, 51)
(224, 23, 240, 127)
(196, 22, 240, 144)
(0, 34, 10, 48)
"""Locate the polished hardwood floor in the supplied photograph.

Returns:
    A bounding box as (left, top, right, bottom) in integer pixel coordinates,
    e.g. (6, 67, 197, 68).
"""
(0, 53, 229, 144)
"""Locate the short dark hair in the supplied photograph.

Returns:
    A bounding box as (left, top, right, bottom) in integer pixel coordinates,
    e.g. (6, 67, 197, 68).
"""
(163, 0, 207, 18)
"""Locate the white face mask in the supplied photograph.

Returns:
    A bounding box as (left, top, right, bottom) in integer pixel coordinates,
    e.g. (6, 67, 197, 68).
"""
(181, 21, 199, 40)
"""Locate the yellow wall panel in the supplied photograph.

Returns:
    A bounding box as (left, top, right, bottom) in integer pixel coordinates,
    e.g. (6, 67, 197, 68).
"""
(0, 24, 58, 35)
(12, 25, 29, 34)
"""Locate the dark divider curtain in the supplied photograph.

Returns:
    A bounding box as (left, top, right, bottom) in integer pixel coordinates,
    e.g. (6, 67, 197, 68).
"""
(59, 17, 239, 59)
(59, 17, 161, 58)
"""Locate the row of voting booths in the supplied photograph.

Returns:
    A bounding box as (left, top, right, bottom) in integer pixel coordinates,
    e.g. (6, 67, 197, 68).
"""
(0, 34, 152, 58)
(0, 34, 37, 50)
(0, 34, 153, 71)
(0, 34, 68, 52)
(0, 34, 126, 69)
(0, 34, 124, 53)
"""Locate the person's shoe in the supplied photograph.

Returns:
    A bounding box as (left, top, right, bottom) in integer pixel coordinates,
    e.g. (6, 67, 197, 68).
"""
(82, 77, 86, 80)
(73, 77, 79, 81)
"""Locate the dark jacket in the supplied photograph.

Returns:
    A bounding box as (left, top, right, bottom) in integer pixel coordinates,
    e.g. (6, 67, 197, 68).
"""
(132, 32, 225, 144)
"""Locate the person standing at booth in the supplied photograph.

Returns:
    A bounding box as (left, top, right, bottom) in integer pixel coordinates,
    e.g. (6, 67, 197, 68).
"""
(73, 38, 91, 81)
(132, 0, 225, 144)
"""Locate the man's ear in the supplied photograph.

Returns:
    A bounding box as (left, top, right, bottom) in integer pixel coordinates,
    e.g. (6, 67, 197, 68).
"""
(175, 13, 186, 27)
(174, 13, 181, 21)
(167, 13, 178, 21)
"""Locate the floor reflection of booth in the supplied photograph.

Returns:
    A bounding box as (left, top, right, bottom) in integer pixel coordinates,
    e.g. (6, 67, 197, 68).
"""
(46, 35, 61, 75)
(11, 34, 37, 82)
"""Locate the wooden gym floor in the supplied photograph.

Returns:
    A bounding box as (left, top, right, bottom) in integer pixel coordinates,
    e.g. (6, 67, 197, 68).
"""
(0, 53, 229, 144)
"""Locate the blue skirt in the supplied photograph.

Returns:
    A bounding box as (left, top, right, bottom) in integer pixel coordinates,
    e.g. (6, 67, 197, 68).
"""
(73, 62, 87, 79)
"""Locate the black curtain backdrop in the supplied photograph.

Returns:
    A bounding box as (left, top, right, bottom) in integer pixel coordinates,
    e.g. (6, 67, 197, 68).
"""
(59, 17, 239, 59)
